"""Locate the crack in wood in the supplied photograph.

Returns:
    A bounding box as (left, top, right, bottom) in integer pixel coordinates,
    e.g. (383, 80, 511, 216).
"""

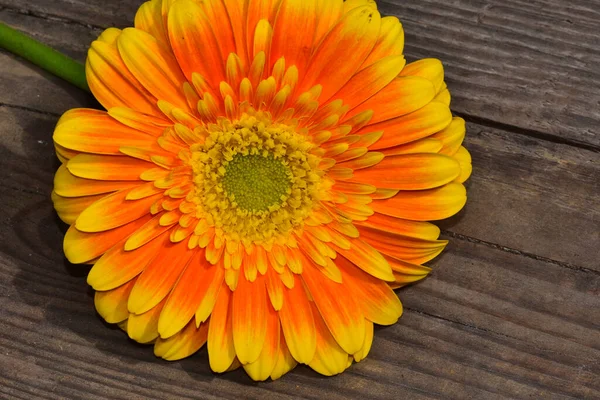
(0, 102, 61, 118)
(442, 230, 599, 276)
(403, 306, 599, 365)
(404, 306, 518, 340)
(456, 112, 600, 153)
(0, 5, 104, 30)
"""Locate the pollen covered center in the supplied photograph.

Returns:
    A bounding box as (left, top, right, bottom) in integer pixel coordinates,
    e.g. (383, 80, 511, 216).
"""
(190, 111, 324, 243)
(222, 154, 291, 212)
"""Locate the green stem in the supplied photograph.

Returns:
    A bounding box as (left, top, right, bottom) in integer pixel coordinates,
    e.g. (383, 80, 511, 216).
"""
(0, 22, 90, 92)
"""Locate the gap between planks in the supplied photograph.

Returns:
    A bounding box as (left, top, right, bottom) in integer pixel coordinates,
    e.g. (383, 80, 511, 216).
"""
(0, 4, 105, 30)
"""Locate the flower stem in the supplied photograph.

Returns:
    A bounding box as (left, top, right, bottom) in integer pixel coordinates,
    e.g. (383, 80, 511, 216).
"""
(0, 22, 90, 92)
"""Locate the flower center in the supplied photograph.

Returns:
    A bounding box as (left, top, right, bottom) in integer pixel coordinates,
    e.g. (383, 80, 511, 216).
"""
(190, 111, 323, 243)
(221, 153, 291, 212)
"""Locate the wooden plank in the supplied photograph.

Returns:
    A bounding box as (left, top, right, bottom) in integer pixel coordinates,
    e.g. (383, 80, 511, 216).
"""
(379, 0, 600, 148)
(0, 10, 98, 115)
(1, 105, 598, 398)
(443, 123, 600, 271)
(1, 0, 600, 147)
(0, 0, 139, 30)
(2, 10, 599, 270)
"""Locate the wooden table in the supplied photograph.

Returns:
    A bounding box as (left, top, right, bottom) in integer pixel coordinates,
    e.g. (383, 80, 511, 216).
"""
(1, 1, 599, 398)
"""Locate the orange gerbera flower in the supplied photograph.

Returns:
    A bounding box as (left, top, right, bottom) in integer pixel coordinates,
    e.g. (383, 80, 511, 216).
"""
(52, 0, 471, 380)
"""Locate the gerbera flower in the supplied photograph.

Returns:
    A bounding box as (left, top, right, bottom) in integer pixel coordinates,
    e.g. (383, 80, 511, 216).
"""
(52, 0, 471, 380)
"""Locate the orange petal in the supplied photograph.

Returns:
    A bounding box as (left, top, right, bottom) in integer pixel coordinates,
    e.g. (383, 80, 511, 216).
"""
(195, 260, 226, 325)
(117, 28, 189, 111)
(127, 298, 165, 343)
(279, 274, 316, 364)
(331, 55, 405, 109)
(246, 0, 278, 53)
(343, 0, 377, 13)
(361, 16, 404, 68)
(307, 302, 349, 376)
(66, 154, 153, 181)
(75, 188, 162, 233)
(96, 27, 121, 45)
(86, 37, 158, 115)
(128, 239, 194, 314)
(338, 151, 383, 170)
(208, 285, 236, 373)
(154, 318, 210, 361)
(371, 183, 467, 221)
(64, 214, 152, 264)
(270, 0, 318, 76)
(168, 0, 225, 84)
(337, 256, 402, 325)
(314, 0, 344, 45)
(387, 256, 432, 288)
(54, 109, 155, 155)
(380, 138, 443, 156)
(134, 0, 169, 45)
(432, 117, 466, 156)
(223, 0, 250, 67)
(400, 58, 444, 93)
(252, 22, 273, 62)
(232, 274, 268, 364)
(52, 192, 105, 225)
(346, 76, 435, 125)
(435, 86, 451, 106)
(270, 328, 297, 380)
(94, 278, 137, 324)
(364, 102, 453, 150)
(302, 263, 365, 355)
(108, 107, 169, 137)
(333, 181, 376, 195)
(351, 153, 460, 190)
(265, 267, 284, 311)
(300, 6, 381, 102)
(158, 251, 215, 338)
(389, 276, 429, 289)
(370, 188, 399, 200)
(353, 320, 374, 362)
(331, 239, 394, 282)
(54, 164, 134, 197)
(55, 143, 79, 163)
(453, 146, 472, 183)
(88, 230, 167, 291)
(124, 213, 173, 251)
(356, 212, 440, 241)
(201, 0, 237, 65)
(243, 303, 280, 381)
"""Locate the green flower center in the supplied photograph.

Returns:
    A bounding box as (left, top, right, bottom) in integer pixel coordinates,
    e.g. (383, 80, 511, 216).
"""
(222, 154, 292, 212)
(188, 110, 325, 243)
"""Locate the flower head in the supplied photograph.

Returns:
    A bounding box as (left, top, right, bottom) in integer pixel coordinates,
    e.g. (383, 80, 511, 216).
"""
(53, 0, 471, 380)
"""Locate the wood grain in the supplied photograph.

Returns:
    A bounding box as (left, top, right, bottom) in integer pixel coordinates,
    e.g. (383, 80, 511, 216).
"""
(380, 0, 600, 148)
(1, 0, 599, 398)
(0, 10, 99, 115)
(445, 123, 600, 271)
(1, 0, 599, 147)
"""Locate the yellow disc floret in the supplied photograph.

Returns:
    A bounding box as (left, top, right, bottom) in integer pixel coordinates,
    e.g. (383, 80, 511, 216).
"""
(190, 111, 323, 243)
(222, 154, 291, 212)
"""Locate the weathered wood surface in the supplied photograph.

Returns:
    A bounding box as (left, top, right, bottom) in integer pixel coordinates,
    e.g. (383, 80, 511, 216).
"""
(1, 1, 599, 399)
